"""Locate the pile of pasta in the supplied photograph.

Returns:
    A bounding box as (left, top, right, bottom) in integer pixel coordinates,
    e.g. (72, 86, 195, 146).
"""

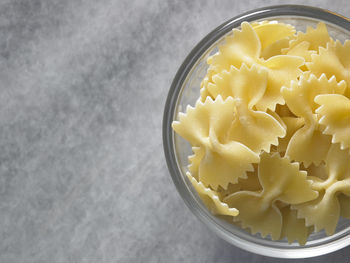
(172, 21, 350, 245)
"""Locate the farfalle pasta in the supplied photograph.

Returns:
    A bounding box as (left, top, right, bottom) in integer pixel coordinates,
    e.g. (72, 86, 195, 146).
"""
(173, 96, 260, 189)
(282, 22, 332, 62)
(224, 153, 317, 240)
(307, 40, 350, 97)
(281, 73, 346, 166)
(172, 20, 350, 245)
(201, 22, 304, 111)
(292, 144, 350, 235)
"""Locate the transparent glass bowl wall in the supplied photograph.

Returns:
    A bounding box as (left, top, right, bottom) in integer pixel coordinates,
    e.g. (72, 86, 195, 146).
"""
(163, 5, 350, 258)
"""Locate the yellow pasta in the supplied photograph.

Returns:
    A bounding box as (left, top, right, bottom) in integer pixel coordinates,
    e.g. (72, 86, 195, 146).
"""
(172, 20, 350, 245)
(204, 22, 304, 111)
(224, 153, 317, 240)
(293, 144, 350, 235)
(281, 73, 345, 166)
(307, 40, 350, 97)
(281, 22, 331, 71)
(282, 22, 332, 58)
(173, 96, 260, 189)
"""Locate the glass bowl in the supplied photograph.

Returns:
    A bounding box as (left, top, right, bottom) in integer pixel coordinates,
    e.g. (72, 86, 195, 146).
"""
(163, 5, 350, 258)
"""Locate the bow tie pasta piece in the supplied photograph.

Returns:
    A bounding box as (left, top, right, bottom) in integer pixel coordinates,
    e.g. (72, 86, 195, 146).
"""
(225, 190, 282, 240)
(227, 100, 286, 153)
(224, 153, 318, 240)
(282, 22, 332, 57)
(206, 22, 304, 111)
(315, 94, 350, 151)
(293, 144, 350, 235)
(281, 22, 331, 70)
(258, 153, 318, 205)
(207, 64, 268, 109)
(172, 96, 259, 190)
(307, 40, 350, 97)
(172, 96, 236, 146)
(281, 74, 345, 166)
(187, 173, 239, 217)
(280, 206, 313, 245)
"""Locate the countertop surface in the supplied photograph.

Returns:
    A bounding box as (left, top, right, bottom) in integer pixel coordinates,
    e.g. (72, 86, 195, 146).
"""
(2, 0, 350, 262)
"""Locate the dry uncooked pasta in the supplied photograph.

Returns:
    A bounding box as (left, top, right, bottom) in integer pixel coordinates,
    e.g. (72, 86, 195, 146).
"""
(172, 20, 350, 245)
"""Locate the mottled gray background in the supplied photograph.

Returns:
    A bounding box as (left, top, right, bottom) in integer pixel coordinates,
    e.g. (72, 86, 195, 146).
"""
(1, 0, 350, 262)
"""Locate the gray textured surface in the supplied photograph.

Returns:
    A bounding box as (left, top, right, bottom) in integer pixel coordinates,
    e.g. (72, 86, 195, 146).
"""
(1, 0, 350, 262)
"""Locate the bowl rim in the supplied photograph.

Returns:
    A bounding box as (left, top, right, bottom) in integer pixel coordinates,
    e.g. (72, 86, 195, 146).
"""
(162, 4, 350, 258)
